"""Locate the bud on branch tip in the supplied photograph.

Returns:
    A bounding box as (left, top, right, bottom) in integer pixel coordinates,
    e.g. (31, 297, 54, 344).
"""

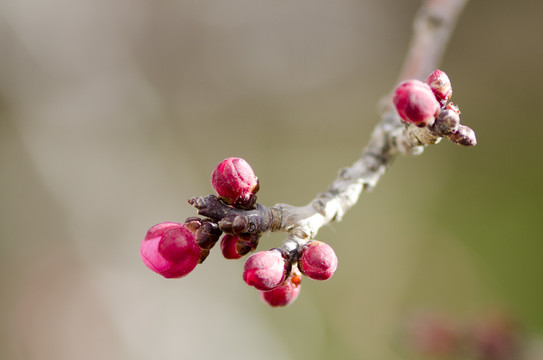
(211, 157, 259, 209)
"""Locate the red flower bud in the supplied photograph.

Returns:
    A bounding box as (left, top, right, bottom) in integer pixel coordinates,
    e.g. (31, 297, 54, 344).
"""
(258, 271, 302, 307)
(211, 157, 259, 206)
(425, 69, 452, 105)
(298, 241, 338, 281)
(243, 249, 287, 291)
(220, 234, 243, 259)
(140, 222, 201, 278)
(393, 80, 440, 127)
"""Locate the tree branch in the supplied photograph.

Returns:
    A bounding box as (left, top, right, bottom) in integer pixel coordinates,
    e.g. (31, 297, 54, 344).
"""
(396, 0, 470, 85)
(187, 0, 472, 261)
(272, 0, 471, 253)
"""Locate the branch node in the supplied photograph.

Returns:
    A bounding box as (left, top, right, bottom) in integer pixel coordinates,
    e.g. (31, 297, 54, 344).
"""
(407, 124, 443, 146)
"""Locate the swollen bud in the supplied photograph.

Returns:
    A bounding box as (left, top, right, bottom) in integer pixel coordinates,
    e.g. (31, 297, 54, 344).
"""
(140, 222, 201, 278)
(259, 269, 302, 307)
(393, 80, 440, 127)
(425, 69, 452, 105)
(431, 108, 460, 136)
(298, 240, 338, 281)
(243, 249, 288, 291)
(450, 125, 477, 146)
(211, 157, 259, 208)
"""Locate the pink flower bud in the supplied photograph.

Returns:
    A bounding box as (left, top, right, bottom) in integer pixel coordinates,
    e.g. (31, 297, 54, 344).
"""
(243, 249, 287, 291)
(140, 222, 201, 278)
(211, 157, 259, 206)
(425, 69, 452, 105)
(258, 271, 302, 307)
(220, 234, 243, 259)
(393, 80, 440, 127)
(298, 241, 338, 281)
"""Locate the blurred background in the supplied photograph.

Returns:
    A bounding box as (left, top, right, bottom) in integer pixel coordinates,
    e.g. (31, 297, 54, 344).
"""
(1, 0, 542, 359)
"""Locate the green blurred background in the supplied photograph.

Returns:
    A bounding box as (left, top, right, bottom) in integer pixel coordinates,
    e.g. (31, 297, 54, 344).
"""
(1, 0, 542, 359)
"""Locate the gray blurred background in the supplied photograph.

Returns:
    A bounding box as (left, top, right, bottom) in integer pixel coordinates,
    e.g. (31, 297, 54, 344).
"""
(1, 0, 542, 359)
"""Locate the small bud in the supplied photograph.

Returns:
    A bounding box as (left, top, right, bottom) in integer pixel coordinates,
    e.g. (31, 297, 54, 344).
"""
(243, 249, 288, 291)
(425, 69, 452, 105)
(220, 234, 243, 259)
(393, 80, 440, 127)
(195, 221, 221, 250)
(211, 157, 259, 208)
(446, 102, 460, 114)
(298, 240, 338, 281)
(219, 214, 250, 235)
(431, 108, 460, 136)
(258, 269, 302, 307)
(140, 222, 201, 278)
(450, 125, 477, 146)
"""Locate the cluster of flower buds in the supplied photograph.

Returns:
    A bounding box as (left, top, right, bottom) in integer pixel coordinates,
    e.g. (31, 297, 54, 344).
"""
(393, 69, 477, 146)
(140, 157, 338, 307)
